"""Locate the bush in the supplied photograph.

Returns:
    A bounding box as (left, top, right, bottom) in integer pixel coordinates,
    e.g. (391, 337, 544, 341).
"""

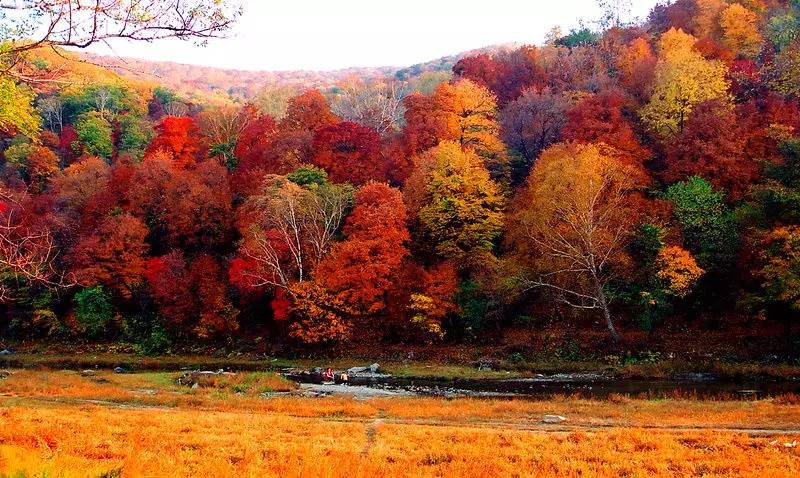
(74, 286, 114, 339)
(136, 327, 172, 356)
(122, 312, 172, 356)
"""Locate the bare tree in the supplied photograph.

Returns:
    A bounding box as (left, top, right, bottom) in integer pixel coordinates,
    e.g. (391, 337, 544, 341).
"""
(331, 79, 408, 136)
(163, 100, 188, 117)
(597, 0, 634, 29)
(239, 177, 352, 290)
(196, 103, 254, 147)
(0, 188, 73, 302)
(94, 85, 112, 117)
(37, 94, 63, 131)
(0, 0, 242, 56)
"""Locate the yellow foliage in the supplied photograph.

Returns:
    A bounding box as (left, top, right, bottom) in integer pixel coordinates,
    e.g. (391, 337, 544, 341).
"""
(405, 141, 505, 263)
(641, 29, 730, 137)
(719, 3, 764, 57)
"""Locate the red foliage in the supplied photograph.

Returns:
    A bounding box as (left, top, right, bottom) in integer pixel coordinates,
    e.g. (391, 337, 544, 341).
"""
(146, 116, 205, 169)
(312, 122, 386, 184)
(729, 59, 762, 101)
(231, 129, 314, 195)
(233, 114, 277, 169)
(270, 288, 291, 321)
(453, 46, 544, 106)
(401, 92, 449, 156)
(228, 257, 260, 293)
(453, 54, 501, 96)
(146, 252, 238, 337)
(562, 92, 651, 165)
(664, 100, 756, 200)
(59, 125, 81, 165)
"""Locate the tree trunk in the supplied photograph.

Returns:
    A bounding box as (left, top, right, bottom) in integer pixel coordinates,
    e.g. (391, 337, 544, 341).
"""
(595, 284, 620, 344)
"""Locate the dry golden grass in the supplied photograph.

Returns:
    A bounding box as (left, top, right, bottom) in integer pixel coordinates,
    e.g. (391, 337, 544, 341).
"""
(1, 370, 799, 477)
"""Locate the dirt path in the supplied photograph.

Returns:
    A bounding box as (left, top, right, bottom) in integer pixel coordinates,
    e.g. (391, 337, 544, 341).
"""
(361, 409, 386, 456)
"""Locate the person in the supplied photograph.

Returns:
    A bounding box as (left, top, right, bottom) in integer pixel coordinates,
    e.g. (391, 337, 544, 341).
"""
(322, 367, 335, 382)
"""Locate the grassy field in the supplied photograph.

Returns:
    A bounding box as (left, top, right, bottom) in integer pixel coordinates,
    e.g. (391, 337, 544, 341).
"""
(1, 369, 799, 477)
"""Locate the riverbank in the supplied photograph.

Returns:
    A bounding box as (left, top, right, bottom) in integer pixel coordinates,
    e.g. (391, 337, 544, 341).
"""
(2, 351, 799, 382)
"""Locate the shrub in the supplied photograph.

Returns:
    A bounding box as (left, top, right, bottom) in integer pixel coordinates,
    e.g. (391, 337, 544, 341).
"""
(74, 286, 114, 339)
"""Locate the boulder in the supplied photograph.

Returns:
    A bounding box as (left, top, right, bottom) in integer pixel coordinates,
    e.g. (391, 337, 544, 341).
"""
(0, 370, 10, 380)
(80, 370, 97, 377)
(347, 366, 369, 374)
(369, 363, 380, 373)
(0, 349, 13, 356)
(542, 415, 567, 424)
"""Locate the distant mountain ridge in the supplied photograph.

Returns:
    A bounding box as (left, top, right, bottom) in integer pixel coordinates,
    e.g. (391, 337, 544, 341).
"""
(79, 43, 521, 101)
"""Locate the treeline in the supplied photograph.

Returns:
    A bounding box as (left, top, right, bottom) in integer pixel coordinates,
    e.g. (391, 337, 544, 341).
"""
(1, 0, 800, 354)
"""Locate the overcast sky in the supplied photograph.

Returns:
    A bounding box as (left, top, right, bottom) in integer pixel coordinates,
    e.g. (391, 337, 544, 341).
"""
(83, 0, 661, 71)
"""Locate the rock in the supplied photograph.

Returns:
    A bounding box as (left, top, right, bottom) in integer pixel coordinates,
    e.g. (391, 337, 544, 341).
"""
(347, 366, 368, 374)
(785, 441, 797, 448)
(472, 357, 500, 371)
(80, 370, 96, 377)
(672, 372, 719, 382)
(0, 370, 10, 380)
(113, 367, 126, 374)
(542, 415, 567, 424)
(177, 370, 236, 388)
(369, 363, 380, 373)
(0, 349, 12, 356)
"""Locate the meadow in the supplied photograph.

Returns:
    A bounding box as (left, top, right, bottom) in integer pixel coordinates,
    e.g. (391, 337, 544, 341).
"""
(0, 369, 799, 477)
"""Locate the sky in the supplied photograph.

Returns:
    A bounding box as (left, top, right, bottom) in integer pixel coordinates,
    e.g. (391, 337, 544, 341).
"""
(84, 0, 662, 72)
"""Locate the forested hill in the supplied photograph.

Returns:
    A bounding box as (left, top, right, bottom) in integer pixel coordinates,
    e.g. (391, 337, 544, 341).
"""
(79, 43, 521, 103)
(1, 0, 800, 361)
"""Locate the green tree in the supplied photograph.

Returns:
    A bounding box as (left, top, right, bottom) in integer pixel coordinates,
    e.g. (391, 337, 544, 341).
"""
(74, 286, 115, 339)
(75, 112, 114, 160)
(117, 113, 153, 160)
(664, 176, 737, 270)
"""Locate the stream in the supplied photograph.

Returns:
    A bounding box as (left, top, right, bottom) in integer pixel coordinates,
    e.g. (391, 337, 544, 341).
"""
(285, 372, 800, 399)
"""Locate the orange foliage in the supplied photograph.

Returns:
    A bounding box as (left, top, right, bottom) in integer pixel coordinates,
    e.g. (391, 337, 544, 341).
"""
(278, 89, 339, 133)
(655, 246, 705, 297)
(315, 182, 409, 315)
(70, 213, 149, 299)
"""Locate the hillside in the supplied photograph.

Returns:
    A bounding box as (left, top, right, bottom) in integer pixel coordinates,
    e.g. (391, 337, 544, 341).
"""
(78, 43, 521, 102)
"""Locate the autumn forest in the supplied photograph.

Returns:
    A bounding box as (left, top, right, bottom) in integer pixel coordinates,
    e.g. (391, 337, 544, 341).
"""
(2, 0, 800, 363)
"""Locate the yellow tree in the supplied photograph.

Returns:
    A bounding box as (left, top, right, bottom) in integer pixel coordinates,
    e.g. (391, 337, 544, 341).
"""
(0, 76, 40, 137)
(719, 3, 764, 57)
(641, 28, 730, 138)
(405, 141, 505, 265)
(507, 143, 648, 343)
